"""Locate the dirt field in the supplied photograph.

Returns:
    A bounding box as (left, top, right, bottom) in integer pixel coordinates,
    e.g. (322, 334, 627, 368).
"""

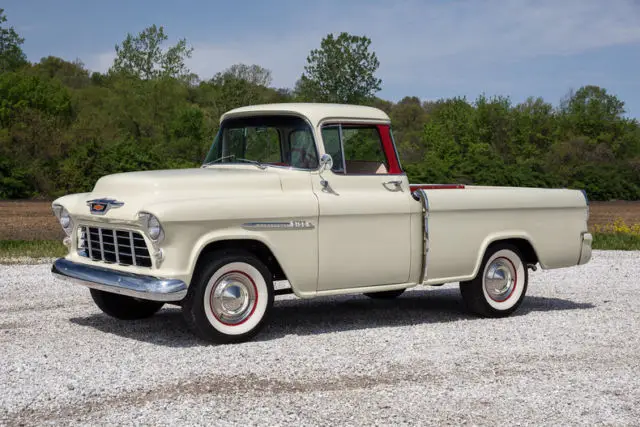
(588, 200, 640, 228)
(0, 200, 639, 241)
(0, 201, 64, 240)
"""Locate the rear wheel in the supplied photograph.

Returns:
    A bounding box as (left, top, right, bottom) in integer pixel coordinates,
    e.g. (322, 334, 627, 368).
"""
(90, 289, 164, 320)
(364, 289, 406, 299)
(460, 244, 528, 318)
(182, 250, 274, 344)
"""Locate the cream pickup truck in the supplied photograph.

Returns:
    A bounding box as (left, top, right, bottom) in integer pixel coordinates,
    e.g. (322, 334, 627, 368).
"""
(51, 103, 592, 343)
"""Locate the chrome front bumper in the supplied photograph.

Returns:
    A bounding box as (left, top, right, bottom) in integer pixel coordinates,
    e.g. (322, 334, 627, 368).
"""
(52, 258, 187, 302)
(578, 232, 593, 265)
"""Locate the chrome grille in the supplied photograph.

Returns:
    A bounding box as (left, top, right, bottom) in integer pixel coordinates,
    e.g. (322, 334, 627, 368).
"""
(78, 226, 152, 267)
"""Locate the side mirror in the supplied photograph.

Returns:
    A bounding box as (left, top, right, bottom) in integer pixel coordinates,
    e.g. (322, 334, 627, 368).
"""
(319, 153, 333, 172)
(318, 154, 333, 190)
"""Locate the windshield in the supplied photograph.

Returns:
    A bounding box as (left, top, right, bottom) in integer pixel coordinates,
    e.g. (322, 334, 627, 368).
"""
(203, 115, 319, 169)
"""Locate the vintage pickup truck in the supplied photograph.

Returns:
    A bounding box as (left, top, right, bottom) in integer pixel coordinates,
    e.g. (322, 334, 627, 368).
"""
(51, 103, 592, 343)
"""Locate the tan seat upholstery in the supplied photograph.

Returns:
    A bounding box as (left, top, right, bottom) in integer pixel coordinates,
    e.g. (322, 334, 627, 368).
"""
(345, 160, 388, 174)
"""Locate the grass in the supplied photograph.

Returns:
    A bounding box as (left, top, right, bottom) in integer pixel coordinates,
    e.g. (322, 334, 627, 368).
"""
(591, 219, 640, 250)
(0, 240, 67, 259)
(592, 233, 640, 250)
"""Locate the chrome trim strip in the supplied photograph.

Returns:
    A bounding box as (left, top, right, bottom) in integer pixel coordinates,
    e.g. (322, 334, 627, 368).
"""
(337, 125, 347, 173)
(242, 221, 315, 230)
(129, 231, 137, 267)
(85, 226, 93, 259)
(51, 258, 187, 302)
(415, 189, 430, 283)
(98, 228, 105, 261)
(112, 229, 120, 264)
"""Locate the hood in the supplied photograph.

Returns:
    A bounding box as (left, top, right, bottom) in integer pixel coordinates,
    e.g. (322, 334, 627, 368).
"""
(92, 167, 281, 196)
(59, 167, 283, 221)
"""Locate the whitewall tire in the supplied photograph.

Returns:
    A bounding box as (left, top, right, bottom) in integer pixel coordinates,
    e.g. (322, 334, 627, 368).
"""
(460, 244, 528, 317)
(182, 251, 274, 343)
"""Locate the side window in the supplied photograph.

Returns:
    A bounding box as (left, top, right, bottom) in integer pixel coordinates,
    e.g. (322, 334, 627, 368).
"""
(321, 125, 388, 175)
(321, 126, 344, 173)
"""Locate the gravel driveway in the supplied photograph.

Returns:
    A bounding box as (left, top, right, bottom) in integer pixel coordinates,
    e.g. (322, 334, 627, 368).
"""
(1, 251, 639, 426)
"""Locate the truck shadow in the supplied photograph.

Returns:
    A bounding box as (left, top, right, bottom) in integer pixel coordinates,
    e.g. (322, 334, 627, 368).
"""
(69, 289, 594, 347)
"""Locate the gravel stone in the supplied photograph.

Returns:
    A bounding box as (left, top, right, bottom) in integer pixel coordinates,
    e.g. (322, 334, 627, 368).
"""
(1, 250, 639, 425)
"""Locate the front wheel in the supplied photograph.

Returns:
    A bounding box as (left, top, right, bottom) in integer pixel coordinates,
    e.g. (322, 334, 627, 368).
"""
(460, 244, 528, 318)
(90, 289, 164, 320)
(182, 250, 274, 344)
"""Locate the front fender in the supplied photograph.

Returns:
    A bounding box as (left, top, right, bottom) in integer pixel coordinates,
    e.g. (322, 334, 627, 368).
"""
(183, 227, 318, 297)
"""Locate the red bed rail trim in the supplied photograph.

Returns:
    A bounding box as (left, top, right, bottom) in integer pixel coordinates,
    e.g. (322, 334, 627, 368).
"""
(410, 184, 466, 191)
(376, 124, 402, 174)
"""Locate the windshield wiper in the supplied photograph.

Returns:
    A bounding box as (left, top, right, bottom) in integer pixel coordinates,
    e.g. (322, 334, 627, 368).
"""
(202, 155, 267, 170)
(202, 155, 235, 167)
(236, 158, 268, 169)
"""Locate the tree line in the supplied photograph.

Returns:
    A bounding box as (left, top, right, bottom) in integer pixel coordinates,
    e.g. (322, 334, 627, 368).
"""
(0, 10, 638, 200)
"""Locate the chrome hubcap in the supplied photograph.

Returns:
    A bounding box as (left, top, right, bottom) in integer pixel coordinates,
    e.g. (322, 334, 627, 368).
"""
(210, 272, 256, 324)
(484, 257, 516, 302)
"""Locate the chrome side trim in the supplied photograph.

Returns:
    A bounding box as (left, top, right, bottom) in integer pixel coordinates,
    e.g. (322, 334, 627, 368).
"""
(414, 189, 430, 283)
(51, 258, 186, 302)
(242, 221, 315, 230)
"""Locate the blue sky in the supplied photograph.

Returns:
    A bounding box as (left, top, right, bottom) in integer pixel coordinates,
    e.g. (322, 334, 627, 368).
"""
(4, 0, 640, 117)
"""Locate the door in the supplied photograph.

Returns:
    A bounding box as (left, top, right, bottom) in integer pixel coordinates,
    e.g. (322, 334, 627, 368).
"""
(313, 124, 413, 291)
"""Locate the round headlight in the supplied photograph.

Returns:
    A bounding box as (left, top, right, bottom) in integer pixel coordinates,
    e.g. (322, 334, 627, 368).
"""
(148, 215, 162, 240)
(53, 205, 73, 236)
(139, 212, 164, 242)
(60, 209, 71, 229)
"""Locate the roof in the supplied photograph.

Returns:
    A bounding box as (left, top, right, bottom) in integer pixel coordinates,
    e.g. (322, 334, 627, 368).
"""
(220, 103, 391, 126)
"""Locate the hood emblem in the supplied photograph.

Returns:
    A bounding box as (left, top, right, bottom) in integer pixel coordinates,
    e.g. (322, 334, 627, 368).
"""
(87, 198, 125, 215)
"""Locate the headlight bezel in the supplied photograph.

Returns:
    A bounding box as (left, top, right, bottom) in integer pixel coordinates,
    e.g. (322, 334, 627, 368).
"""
(138, 212, 165, 243)
(580, 189, 590, 221)
(52, 204, 74, 236)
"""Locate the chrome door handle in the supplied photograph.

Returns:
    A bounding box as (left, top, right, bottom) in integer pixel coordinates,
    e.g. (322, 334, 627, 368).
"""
(383, 180, 403, 191)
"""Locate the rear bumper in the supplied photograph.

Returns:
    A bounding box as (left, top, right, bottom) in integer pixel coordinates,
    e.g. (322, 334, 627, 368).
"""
(51, 258, 187, 302)
(578, 232, 593, 265)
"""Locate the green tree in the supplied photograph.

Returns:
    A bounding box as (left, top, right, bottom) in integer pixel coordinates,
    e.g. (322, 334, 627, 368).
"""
(296, 32, 381, 104)
(0, 9, 28, 73)
(389, 96, 430, 163)
(30, 56, 90, 89)
(111, 25, 193, 79)
(198, 64, 278, 118)
(220, 63, 272, 87)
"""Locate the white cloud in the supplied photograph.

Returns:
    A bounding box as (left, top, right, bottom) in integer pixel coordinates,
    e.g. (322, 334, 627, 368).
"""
(187, 37, 312, 87)
(86, 0, 640, 96)
(85, 51, 116, 74)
